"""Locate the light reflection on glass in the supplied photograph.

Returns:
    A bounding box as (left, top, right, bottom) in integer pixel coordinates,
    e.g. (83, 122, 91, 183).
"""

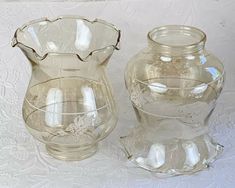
(136, 143, 165, 169)
(81, 86, 97, 118)
(39, 21, 47, 26)
(75, 20, 92, 51)
(27, 26, 41, 47)
(46, 41, 57, 51)
(191, 83, 208, 95)
(205, 67, 221, 80)
(149, 82, 168, 93)
(45, 88, 63, 127)
(183, 142, 200, 167)
(199, 55, 207, 65)
(160, 56, 172, 62)
(186, 55, 195, 60)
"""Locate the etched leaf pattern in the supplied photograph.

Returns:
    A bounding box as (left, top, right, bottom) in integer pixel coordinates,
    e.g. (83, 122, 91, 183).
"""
(130, 83, 143, 108)
(65, 115, 94, 135)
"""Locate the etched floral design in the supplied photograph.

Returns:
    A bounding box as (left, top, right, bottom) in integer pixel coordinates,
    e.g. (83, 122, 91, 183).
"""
(41, 114, 97, 139)
(130, 83, 143, 108)
(64, 114, 95, 136)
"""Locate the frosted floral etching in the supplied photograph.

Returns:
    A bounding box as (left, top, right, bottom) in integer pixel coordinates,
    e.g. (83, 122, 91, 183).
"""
(41, 114, 98, 141)
(130, 82, 143, 108)
(64, 115, 95, 135)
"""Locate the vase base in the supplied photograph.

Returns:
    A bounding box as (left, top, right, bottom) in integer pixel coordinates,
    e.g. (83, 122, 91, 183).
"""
(120, 128, 223, 177)
(46, 143, 98, 161)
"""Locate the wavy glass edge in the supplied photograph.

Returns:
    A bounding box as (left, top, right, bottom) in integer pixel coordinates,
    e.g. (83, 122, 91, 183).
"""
(11, 15, 121, 62)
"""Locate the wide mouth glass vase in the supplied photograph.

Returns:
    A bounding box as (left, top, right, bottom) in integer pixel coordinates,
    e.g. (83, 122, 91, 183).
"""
(121, 25, 225, 176)
(12, 16, 120, 160)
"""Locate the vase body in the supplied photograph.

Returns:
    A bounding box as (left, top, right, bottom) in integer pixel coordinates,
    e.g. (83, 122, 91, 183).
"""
(122, 25, 224, 176)
(12, 16, 120, 160)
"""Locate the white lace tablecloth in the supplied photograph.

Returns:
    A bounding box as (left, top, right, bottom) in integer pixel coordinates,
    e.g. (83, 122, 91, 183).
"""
(0, 0, 235, 187)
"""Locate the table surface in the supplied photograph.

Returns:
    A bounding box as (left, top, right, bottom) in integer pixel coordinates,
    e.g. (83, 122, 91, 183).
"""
(0, 0, 235, 187)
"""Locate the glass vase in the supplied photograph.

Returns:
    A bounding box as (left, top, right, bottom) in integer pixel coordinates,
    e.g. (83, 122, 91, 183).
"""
(121, 25, 225, 176)
(12, 16, 120, 160)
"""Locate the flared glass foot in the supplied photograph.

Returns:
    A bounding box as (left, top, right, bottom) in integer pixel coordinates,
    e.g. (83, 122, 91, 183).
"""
(46, 143, 98, 161)
(120, 128, 223, 177)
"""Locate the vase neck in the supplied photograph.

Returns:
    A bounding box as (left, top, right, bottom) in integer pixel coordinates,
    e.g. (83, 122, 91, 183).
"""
(147, 25, 206, 56)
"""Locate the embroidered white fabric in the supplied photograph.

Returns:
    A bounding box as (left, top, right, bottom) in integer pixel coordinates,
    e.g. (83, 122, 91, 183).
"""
(0, 0, 235, 187)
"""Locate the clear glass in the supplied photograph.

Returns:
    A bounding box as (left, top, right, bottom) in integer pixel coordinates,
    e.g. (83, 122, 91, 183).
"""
(121, 25, 225, 176)
(12, 16, 120, 160)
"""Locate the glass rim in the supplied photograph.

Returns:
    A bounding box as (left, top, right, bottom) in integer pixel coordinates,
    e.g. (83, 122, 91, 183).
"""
(147, 25, 207, 53)
(11, 15, 121, 62)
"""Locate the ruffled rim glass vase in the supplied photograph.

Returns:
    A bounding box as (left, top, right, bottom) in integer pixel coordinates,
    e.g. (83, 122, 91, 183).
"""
(12, 16, 120, 161)
(121, 25, 225, 177)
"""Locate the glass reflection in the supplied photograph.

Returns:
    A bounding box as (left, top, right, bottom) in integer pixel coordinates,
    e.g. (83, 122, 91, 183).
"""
(191, 83, 208, 95)
(148, 82, 168, 93)
(45, 88, 63, 127)
(27, 27, 41, 47)
(75, 20, 92, 51)
(81, 86, 97, 118)
(205, 67, 221, 80)
(183, 142, 200, 167)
